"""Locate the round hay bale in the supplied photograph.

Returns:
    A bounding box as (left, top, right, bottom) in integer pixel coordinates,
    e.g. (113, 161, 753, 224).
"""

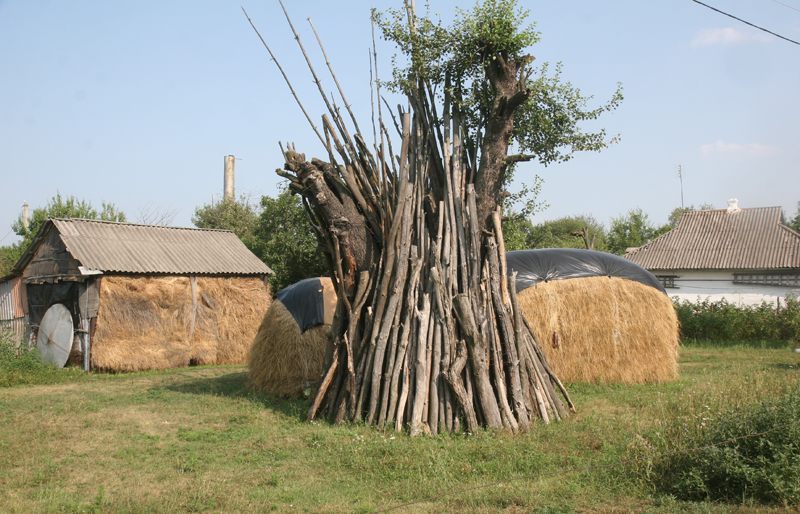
(518, 275, 679, 384)
(247, 299, 330, 398)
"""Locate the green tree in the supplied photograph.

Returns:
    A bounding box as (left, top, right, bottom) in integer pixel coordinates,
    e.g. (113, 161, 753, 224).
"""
(532, 215, 607, 251)
(502, 215, 536, 251)
(374, 0, 622, 222)
(786, 201, 800, 233)
(0, 244, 24, 278)
(253, 187, 329, 292)
(1, 193, 126, 276)
(13, 193, 126, 249)
(666, 206, 694, 228)
(504, 214, 607, 251)
(191, 194, 261, 250)
(191, 189, 329, 292)
(607, 207, 656, 255)
(502, 174, 548, 251)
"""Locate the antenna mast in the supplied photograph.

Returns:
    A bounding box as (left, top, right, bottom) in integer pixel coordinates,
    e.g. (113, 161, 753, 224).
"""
(678, 165, 684, 209)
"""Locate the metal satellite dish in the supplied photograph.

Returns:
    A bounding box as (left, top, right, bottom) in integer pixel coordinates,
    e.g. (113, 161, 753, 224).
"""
(37, 303, 74, 368)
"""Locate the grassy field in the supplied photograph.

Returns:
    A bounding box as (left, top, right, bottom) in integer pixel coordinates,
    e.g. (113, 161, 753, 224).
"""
(1, 344, 799, 513)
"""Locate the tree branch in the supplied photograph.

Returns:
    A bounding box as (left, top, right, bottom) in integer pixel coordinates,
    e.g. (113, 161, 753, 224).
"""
(504, 153, 537, 165)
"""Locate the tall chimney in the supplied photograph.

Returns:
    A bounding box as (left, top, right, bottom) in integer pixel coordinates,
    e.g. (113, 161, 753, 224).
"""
(22, 203, 29, 231)
(224, 155, 235, 201)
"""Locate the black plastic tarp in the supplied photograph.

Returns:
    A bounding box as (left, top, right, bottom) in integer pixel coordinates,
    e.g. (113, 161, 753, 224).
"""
(274, 277, 328, 333)
(505, 248, 666, 294)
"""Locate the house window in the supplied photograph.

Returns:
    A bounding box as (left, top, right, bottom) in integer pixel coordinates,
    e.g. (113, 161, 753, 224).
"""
(656, 275, 678, 288)
(733, 273, 800, 287)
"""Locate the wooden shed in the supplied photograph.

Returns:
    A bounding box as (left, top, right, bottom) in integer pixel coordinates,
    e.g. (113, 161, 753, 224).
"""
(8, 218, 273, 371)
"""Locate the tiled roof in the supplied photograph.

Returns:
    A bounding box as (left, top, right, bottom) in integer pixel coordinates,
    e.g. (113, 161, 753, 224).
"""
(15, 218, 272, 276)
(624, 207, 800, 271)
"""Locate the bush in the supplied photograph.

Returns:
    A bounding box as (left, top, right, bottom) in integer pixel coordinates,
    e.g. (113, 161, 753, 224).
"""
(0, 331, 85, 387)
(674, 295, 800, 347)
(650, 386, 800, 505)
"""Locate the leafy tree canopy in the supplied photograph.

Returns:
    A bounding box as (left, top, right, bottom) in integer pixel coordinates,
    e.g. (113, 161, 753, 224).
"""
(253, 186, 329, 292)
(0, 245, 24, 278)
(373, 0, 623, 168)
(785, 201, 800, 233)
(13, 192, 126, 246)
(191, 193, 261, 250)
(663, 203, 715, 229)
(502, 215, 535, 251)
(607, 207, 656, 255)
(650, 203, 717, 240)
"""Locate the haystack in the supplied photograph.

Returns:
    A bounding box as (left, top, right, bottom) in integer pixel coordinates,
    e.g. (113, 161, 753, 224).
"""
(518, 276, 679, 384)
(91, 275, 270, 372)
(248, 277, 336, 398)
(509, 249, 680, 384)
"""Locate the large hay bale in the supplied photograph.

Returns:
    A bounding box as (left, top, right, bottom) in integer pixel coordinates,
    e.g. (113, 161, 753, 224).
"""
(247, 299, 329, 398)
(518, 276, 679, 384)
(91, 275, 270, 372)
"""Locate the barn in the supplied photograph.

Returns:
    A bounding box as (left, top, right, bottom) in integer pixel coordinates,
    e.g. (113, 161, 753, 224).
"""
(4, 217, 273, 371)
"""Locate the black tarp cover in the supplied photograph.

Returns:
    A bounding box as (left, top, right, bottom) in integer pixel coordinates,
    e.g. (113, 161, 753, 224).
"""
(274, 277, 331, 333)
(505, 249, 667, 294)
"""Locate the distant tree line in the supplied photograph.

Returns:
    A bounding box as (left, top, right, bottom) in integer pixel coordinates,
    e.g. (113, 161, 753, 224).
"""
(504, 203, 717, 255)
(4, 193, 798, 287)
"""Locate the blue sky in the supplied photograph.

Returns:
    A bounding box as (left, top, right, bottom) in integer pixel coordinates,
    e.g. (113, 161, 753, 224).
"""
(1, 0, 799, 246)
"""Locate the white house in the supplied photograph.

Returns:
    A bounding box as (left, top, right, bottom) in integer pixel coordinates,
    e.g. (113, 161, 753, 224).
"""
(624, 200, 800, 307)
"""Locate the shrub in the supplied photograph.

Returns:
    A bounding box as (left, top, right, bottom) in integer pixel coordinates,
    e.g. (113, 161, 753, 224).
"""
(674, 295, 800, 347)
(650, 386, 800, 505)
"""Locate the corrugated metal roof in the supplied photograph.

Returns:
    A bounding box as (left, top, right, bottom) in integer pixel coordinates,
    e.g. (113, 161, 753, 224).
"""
(624, 207, 800, 270)
(21, 218, 272, 276)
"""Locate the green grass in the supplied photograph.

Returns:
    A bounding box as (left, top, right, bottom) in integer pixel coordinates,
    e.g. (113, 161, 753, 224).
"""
(0, 331, 87, 387)
(681, 338, 796, 350)
(1, 345, 799, 513)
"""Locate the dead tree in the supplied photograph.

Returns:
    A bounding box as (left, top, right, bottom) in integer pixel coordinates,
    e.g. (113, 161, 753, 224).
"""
(571, 228, 597, 250)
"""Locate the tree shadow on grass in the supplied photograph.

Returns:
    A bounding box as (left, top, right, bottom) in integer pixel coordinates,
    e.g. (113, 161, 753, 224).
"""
(162, 370, 310, 422)
(769, 362, 800, 371)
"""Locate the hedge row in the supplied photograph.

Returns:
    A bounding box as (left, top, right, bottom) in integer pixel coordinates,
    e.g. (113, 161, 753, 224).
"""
(673, 295, 800, 344)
